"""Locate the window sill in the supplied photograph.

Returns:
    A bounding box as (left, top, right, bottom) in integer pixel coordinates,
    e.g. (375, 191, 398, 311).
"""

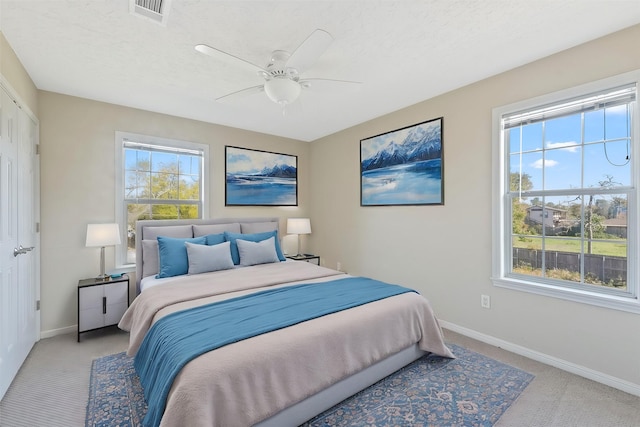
(491, 276, 640, 314)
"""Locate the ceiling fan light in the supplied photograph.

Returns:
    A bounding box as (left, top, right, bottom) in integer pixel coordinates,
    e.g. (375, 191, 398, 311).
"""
(264, 78, 301, 106)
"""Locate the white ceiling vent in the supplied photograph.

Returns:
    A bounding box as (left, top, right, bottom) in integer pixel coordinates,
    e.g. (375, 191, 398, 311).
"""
(130, 0, 171, 25)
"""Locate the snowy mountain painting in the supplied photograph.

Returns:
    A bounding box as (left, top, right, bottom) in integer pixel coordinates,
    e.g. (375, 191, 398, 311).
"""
(360, 118, 443, 205)
(226, 146, 297, 206)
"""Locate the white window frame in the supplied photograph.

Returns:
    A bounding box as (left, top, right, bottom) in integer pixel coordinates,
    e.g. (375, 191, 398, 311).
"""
(115, 131, 209, 268)
(492, 70, 640, 313)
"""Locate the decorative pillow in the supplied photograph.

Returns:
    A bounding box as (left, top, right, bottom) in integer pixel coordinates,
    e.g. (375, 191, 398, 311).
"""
(205, 233, 225, 246)
(157, 236, 207, 278)
(237, 237, 280, 266)
(185, 241, 234, 274)
(141, 240, 159, 278)
(224, 230, 286, 265)
(193, 223, 241, 237)
(240, 221, 278, 234)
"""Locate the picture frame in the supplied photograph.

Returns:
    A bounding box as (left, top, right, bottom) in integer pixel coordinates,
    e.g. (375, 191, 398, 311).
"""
(225, 146, 298, 206)
(360, 117, 444, 206)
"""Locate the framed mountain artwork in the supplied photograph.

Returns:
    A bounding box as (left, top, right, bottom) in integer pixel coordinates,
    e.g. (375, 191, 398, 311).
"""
(225, 146, 298, 206)
(360, 117, 444, 206)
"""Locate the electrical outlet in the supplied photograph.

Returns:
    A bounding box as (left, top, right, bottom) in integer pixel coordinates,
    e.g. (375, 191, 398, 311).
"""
(481, 294, 491, 309)
(337, 262, 342, 271)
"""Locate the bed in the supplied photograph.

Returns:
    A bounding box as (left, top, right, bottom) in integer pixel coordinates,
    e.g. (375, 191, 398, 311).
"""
(119, 217, 454, 427)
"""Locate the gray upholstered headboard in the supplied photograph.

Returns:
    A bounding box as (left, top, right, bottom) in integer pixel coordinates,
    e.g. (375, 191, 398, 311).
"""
(135, 217, 281, 289)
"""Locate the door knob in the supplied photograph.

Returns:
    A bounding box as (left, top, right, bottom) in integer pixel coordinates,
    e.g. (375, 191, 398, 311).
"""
(13, 245, 35, 257)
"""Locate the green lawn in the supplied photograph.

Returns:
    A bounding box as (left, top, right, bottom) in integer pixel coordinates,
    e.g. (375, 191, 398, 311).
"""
(513, 236, 627, 258)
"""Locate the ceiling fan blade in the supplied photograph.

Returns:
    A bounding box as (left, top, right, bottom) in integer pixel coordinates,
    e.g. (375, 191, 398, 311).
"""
(299, 78, 362, 92)
(216, 85, 265, 102)
(195, 44, 268, 74)
(286, 29, 334, 74)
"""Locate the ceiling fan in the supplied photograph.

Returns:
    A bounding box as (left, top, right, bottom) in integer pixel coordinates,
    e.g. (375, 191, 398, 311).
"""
(195, 29, 361, 110)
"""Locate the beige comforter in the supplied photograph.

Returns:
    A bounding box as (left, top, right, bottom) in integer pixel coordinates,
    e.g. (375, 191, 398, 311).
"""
(119, 261, 453, 427)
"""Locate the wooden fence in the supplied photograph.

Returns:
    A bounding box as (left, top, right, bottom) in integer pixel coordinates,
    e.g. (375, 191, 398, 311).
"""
(512, 248, 626, 284)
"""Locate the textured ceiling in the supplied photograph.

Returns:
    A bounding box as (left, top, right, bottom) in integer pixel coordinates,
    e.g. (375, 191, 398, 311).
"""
(2, 1, 640, 141)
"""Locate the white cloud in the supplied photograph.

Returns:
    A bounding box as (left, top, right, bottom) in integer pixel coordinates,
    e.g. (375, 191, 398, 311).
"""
(531, 159, 559, 169)
(546, 141, 578, 152)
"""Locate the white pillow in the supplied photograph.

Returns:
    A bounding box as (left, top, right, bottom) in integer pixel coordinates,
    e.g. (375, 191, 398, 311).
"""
(185, 241, 234, 275)
(237, 237, 280, 266)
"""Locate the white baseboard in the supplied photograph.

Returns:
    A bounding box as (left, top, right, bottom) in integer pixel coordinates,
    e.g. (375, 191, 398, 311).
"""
(40, 325, 76, 339)
(439, 320, 640, 398)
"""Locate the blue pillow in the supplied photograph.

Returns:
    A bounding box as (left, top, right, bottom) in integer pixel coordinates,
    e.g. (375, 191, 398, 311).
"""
(205, 233, 225, 246)
(157, 236, 207, 278)
(224, 230, 286, 265)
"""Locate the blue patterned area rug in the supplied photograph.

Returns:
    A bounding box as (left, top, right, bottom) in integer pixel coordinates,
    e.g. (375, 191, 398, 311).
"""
(86, 344, 533, 427)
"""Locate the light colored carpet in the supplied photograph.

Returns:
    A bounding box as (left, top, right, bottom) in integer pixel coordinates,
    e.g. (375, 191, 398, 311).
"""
(1, 327, 639, 427)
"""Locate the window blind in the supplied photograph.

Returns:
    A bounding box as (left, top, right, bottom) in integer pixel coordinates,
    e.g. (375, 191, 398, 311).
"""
(502, 83, 636, 129)
(123, 139, 204, 157)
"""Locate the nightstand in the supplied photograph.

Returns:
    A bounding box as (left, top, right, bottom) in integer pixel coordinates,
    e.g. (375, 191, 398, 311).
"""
(77, 275, 129, 342)
(286, 254, 320, 265)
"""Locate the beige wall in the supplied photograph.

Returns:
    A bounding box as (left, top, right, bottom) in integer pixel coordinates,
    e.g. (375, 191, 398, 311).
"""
(4, 20, 640, 393)
(38, 91, 310, 334)
(310, 24, 640, 391)
(0, 31, 37, 115)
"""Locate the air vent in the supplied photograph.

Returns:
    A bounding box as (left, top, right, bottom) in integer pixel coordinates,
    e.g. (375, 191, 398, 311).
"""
(130, 0, 171, 25)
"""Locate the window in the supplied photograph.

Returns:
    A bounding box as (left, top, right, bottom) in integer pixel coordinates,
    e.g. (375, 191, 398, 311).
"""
(492, 71, 639, 312)
(115, 132, 209, 267)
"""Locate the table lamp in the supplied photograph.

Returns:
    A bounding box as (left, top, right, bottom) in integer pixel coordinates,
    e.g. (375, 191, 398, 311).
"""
(86, 223, 121, 280)
(287, 218, 311, 257)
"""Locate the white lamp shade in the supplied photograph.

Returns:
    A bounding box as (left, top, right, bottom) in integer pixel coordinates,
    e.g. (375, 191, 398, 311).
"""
(264, 78, 301, 106)
(287, 218, 311, 235)
(86, 223, 121, 247)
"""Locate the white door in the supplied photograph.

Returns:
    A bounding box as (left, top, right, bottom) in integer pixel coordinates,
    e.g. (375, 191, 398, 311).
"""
(0, 86, 39, 400)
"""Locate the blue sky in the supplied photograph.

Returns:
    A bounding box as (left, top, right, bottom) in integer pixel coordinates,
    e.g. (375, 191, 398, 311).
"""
(125, 149, 201, 176)
(509, 104, 631, 192)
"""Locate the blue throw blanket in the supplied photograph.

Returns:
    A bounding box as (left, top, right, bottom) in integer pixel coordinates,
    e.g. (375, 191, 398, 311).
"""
(134, 276, 416, 427)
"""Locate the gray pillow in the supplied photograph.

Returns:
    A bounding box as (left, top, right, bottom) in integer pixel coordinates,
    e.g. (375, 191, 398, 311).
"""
(185, 241, 234, 275)
(237, 237, 280, 266)
(141, 240, 159, 278)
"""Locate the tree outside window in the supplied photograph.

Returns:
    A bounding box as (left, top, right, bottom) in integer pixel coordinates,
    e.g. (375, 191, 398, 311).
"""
(116, 133, 207, 266)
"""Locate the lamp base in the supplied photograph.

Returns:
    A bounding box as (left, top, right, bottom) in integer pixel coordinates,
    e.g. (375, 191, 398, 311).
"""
(297, 234, 304, 259)
(96, 246, 110, 281)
